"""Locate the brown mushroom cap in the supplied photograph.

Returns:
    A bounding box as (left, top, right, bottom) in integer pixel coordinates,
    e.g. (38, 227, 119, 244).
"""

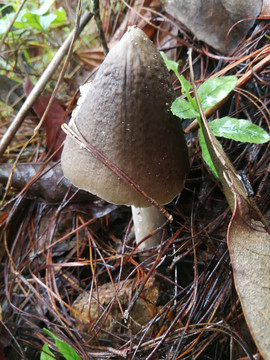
(61, 26, 189, 207)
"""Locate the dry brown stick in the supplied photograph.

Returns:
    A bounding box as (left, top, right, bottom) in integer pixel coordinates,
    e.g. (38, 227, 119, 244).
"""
(1, 2, 87, 204)
(92, 0, 109, 55)
(185, 51, 270, 134)
(0, 10, 93, 159)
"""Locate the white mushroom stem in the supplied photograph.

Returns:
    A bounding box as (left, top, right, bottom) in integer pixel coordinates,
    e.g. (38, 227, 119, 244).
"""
(131, 205, 166, 257)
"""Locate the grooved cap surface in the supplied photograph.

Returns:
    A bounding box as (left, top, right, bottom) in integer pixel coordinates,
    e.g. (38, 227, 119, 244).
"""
(61, 26, 189, 207)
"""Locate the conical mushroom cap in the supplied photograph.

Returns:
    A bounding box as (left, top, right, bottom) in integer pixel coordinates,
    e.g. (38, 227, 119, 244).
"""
(61, 26, 189, 207)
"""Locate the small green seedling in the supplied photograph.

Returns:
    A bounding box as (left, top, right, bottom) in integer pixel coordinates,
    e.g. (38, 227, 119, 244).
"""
(40, 329, 82, 360)
(161, 52, 270, 178)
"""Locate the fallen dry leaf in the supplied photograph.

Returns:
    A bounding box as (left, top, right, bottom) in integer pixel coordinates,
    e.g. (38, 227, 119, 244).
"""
(24, 78, 67, 160)
(189, 52, 270, 359)
(0, 162, 118, 216)
(76, 47, 106, 69)
(0, 162, 78, 203)
(73, 277, 159, 338)
(228, 209, 270, 358)
(161, 0, 263, 54)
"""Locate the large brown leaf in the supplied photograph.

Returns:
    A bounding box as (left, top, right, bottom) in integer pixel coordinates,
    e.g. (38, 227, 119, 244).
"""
(189, 53, 270, 359)
(228, 208, 270, 358)
(0, 162, 118, 216)
(0, 162, 91, 203)
(24, 78, 67, 160)
(72, 277, 160, 337)
(161, 0, 263, 53)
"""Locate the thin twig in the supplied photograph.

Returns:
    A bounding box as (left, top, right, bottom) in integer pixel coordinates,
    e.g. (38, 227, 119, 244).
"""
(123, 254, 162, 323)
(92, 0, 109, 55)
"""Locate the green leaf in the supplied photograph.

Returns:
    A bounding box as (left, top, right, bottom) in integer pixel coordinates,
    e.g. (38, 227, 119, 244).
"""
(13, 3, 66, 32)
(178, 74, 191, 95)
(178, 74, 197, 108)
(0, 13, 14, 34)
(40, 344, 55, 360)
(199, 129, 218, 178)
(40, 13, 57, 30)
(171, 98, 199, 119)
(33, 0, 56, 15)
(160, 52, 187, 90)
(209, 117, 270, 144)
(160, 51, 179, 75)
(49, 7, 66, 27)
(198, 76, 237, 110)
(43, 329, 82, 360)
(160, 51, 197, 109)
(14, 10, 43, 30)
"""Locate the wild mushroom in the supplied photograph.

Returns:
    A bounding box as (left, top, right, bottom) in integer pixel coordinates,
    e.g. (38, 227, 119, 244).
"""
(61, 26, 189, 260)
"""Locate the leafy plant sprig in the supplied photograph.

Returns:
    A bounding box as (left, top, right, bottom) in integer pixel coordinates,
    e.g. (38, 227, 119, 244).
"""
(161, 52, 270, 178)
(0, 0, 66, 35)
(41, 329, 82, 360)
(0, 0, 67, 76)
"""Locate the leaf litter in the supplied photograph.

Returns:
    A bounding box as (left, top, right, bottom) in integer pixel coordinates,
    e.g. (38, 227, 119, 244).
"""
(0, 1, 270, 359)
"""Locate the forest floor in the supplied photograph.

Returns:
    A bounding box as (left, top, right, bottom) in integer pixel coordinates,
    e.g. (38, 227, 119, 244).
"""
(0, 1, 269, 359)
